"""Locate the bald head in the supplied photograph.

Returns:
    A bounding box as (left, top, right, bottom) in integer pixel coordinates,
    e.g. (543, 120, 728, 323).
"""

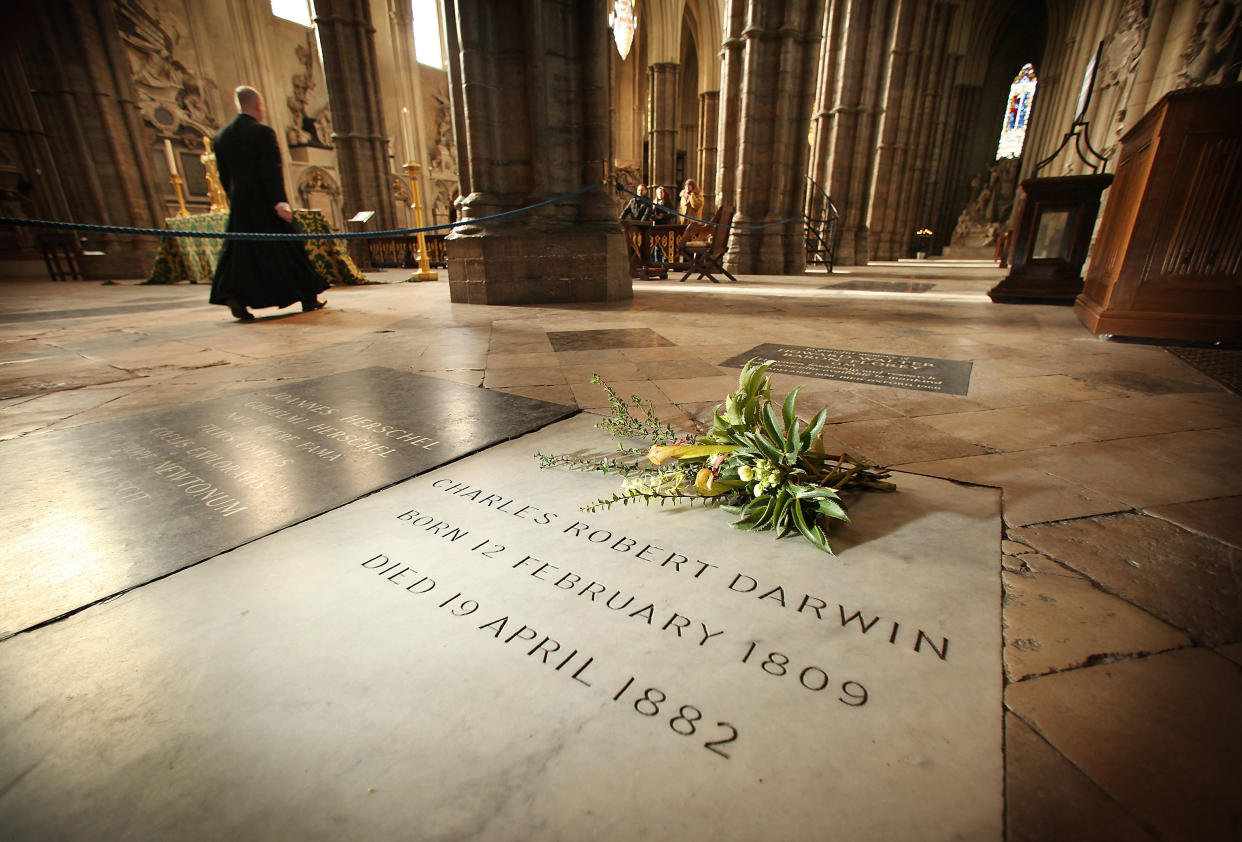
(234, 86, 264, 121)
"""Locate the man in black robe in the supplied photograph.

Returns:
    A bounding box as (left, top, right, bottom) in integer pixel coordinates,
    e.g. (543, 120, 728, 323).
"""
(209, 86, 327, 321)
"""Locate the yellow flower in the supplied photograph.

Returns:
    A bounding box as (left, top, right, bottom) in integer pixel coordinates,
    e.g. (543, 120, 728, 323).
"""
(695, 467, 730, 496)
(647, 443, 737, 465)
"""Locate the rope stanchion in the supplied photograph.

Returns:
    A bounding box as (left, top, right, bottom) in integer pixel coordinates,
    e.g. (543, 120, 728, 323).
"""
(0, 180, 607, 242)
(613, 182, 801, 230)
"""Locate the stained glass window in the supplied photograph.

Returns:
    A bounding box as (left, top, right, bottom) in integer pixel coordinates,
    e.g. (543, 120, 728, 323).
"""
(995, 64, 1038, 160)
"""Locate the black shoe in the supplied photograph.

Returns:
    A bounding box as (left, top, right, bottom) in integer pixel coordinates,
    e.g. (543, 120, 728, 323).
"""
(226, 299, 255, 321)
(302, 298, 327, 312)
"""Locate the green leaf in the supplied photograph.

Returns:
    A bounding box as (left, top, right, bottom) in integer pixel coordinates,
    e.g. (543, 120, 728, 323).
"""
(747, 431, 783, 464)
(815, 498, 849, 522)
(788, 418, 803, 460)
(805, 407, 829, 445)
(782, 386, 801, 434)
(761, 404, 786, 450)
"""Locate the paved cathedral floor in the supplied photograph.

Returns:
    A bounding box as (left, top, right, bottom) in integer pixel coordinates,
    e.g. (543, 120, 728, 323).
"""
(1, 261, 1239, 839)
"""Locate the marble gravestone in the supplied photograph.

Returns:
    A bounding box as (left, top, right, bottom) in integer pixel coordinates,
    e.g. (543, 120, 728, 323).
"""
(0, 415, 1004, 841)
(0, 367, 575, 637)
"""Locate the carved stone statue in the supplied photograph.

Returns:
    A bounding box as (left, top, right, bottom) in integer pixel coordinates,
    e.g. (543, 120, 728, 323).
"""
(1179, 0, 1242, 87)
(115, 0, 218, 138)
(286, 34, 332, 148)
(952, 158, 1020, 248)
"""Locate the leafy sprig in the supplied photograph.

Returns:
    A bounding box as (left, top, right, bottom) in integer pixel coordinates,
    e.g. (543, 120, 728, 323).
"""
(537, 360, 895, 553)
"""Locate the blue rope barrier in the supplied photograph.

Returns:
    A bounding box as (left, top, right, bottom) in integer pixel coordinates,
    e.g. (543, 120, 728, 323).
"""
(614, 182, 802, 230)
(0, 180, 606, 242)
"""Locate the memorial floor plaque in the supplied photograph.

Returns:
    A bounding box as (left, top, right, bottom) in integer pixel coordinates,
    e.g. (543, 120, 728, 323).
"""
(823, 280, 937, 293)
(0, 367, 575, 637)
(0, 415, 1003, 840)
(723, 343, 974, 395)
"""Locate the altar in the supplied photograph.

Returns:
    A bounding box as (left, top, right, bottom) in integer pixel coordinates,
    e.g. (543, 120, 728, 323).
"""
(144, 209, 368, 286)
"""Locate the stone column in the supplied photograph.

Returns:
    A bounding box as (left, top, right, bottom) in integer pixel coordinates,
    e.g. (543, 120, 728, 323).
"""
(10, 0, 164, 278)
(896, 4, 954, 256)
(441, 0, 471, 198)
(866, 0, 927, 260)
(312, 0, 396, 235)
(719, 0, 826, 275)
(714, 3, 746, 210)
(647, 62, 681, 189)
(697, 90, 720, 214)
(443, 0, 630, 305)
(807, 0, 893, 266)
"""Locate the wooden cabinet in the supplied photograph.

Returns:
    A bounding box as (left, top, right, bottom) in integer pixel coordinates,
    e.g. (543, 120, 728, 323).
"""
(1074, 84, 1242, 342)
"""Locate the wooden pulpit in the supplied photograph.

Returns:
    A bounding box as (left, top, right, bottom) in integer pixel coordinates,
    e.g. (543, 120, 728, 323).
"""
(1074, 84, 1242, 341)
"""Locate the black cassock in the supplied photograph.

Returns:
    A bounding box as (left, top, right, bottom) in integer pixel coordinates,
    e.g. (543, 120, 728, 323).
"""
(208, 113, 328, 310)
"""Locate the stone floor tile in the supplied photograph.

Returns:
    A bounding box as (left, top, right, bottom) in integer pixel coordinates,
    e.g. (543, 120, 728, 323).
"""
(422, 368, 485, 387)
(901, 456, 1132, 526)
(860, 386, 991, 417)
(1005, 712, 1160, 842)
(0, 385, 133, 440)
(827, 416, 990, 465)
(558, 362, 646, 384)
(488, 383, 577, 406)
(550, 348, 634, 366)
(1006, 648, 1242, 842)
(0, 351, 138, 399)
(790, 388, 903, 423)
(1085, 391, 1242, 432)
(919, 401, 1183, 452)
(631, 358, 725, 380)
(1007, 373, 1121, 400)
(1011, 513, 1242, 645)
(569, 379, 671, 410)
(1035, 429, 1242, 509)
(620, 345, 714, 362)
(483, 351, 560, 369)
(652, 374, 738, 403)
(1145, 496, 1242, 550)
(481, 367, 567, 388)
(1002, 553, 1191, 681)
(1069, 368, 1223, 396)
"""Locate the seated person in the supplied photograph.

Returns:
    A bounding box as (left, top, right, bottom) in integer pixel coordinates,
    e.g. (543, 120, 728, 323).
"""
(679, 178, 703, 220)
(620, 183, 653, 222)
(650, 186, 676, 224)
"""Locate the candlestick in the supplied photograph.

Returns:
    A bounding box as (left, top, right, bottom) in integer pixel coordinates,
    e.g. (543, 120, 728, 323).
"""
(401, 107, 415, 165)
(163, 139, 179, 176)
(170, 173, 190, 217)
(403, 161, 437, 281)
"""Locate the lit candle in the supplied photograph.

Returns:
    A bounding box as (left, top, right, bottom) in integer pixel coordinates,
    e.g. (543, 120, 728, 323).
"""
(163, 139, 179, 176)
(401, 107, 415, 164)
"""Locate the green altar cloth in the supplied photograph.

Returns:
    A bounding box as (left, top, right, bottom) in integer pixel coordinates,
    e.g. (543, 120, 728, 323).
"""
(144, 210, 368, 285)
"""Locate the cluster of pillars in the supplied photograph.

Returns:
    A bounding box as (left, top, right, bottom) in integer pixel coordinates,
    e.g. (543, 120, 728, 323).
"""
(3, 0, 980, 297)
(808, 0, 977, 264)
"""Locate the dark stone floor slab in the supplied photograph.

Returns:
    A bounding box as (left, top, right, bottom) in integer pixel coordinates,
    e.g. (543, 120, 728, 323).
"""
(547, 328, 674, 351)
(0, 367, 575, 637)
(824, 280, 936, 293)
(722, 343, 973, 395)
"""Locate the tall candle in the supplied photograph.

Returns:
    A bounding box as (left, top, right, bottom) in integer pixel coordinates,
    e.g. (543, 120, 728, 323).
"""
(163, 139, 179, 176)
(401, 107, 415, 164)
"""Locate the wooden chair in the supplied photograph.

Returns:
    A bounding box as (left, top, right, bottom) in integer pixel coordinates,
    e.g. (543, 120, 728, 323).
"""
(678, 205, 737, 283)
(37, 232, 84, 281)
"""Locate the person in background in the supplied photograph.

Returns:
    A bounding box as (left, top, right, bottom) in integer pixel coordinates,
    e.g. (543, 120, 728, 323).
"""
(209, 85, 328, 321)
(679, 178, 703, 220)
(620, 183, 653, 221)
(651, 185, 676, 224)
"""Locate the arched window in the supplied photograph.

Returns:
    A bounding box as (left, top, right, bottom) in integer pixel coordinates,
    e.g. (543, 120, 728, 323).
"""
(995, 63, 1038, 160)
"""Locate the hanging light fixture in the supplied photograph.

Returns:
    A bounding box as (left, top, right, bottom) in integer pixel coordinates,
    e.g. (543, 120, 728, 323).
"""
(609, 0, 637, 61)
